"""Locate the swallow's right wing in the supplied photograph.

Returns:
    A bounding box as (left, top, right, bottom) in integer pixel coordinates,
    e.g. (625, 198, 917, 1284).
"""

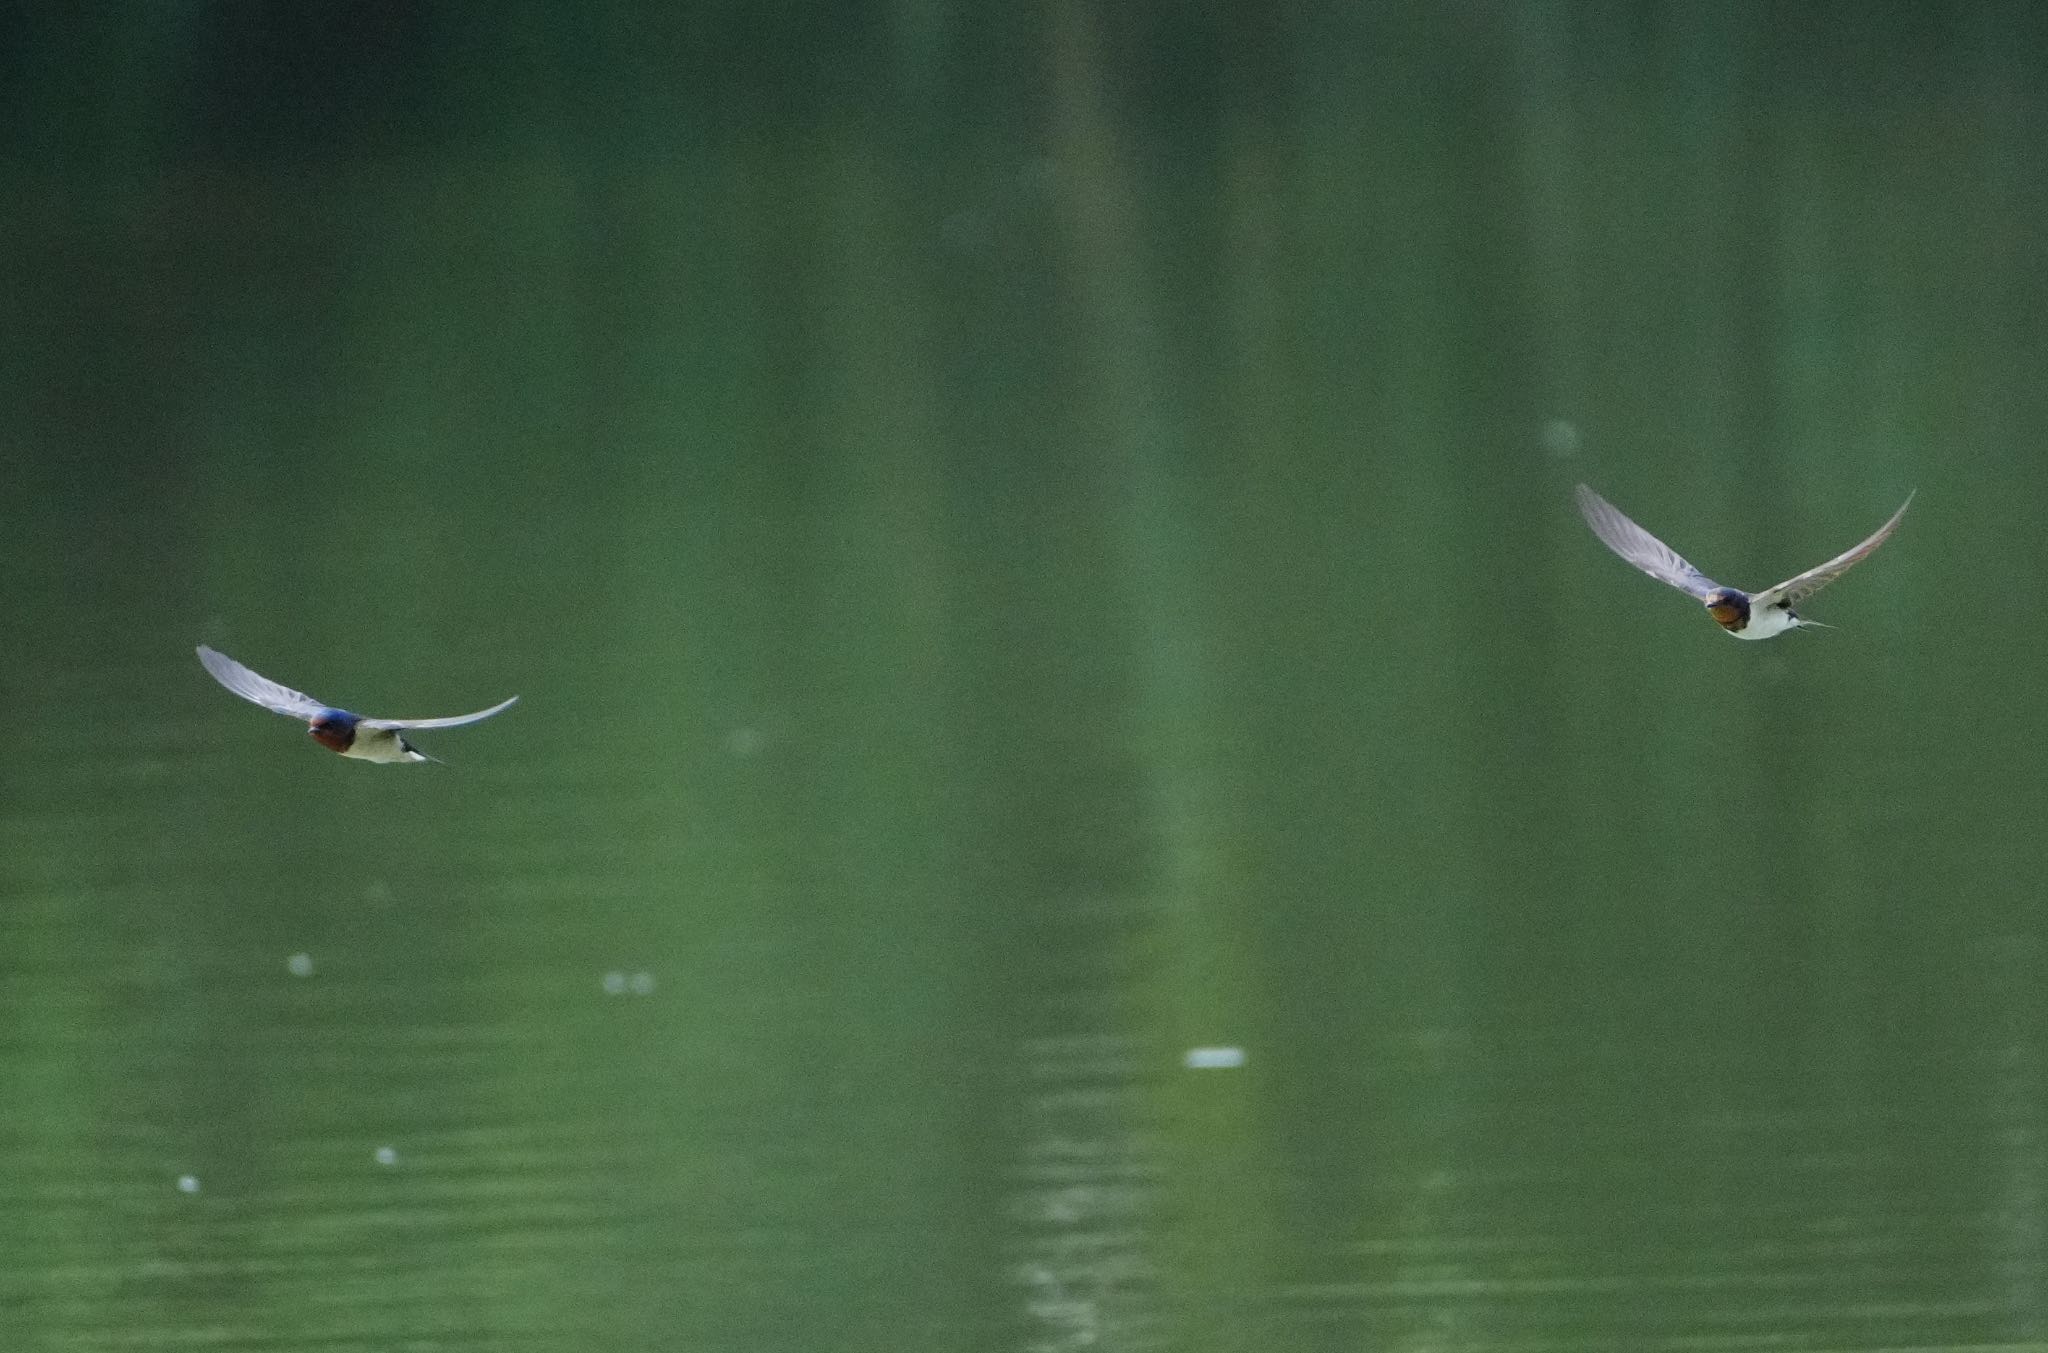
(196, 645, 329, 720)
(363, 696, 520, 731)
(1575, 484, 1721, 599)
(1753, 492, 1914, 610)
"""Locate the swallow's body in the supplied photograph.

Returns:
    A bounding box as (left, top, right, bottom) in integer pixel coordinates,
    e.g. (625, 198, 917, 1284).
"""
(1575, 484, 1912, 639)
(197, 646, 516, 763)
(310, 711, 434, 764)
(1698, 587, 1799, 642)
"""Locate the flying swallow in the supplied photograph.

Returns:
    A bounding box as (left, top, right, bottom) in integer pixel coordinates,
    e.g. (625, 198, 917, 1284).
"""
(1575, 484, 1913, 639)
(196, 645, 517, 763)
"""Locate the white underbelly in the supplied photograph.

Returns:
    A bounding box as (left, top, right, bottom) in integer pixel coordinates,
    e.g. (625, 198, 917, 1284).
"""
(1733, 606, 1797, 639)
(343, 727, 412, 763)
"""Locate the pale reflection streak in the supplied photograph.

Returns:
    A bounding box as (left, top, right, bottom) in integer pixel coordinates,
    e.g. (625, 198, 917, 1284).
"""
(1013, 1033, 1162, 1353)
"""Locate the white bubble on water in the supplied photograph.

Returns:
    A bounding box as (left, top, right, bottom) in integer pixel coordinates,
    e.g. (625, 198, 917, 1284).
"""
(1183, 1046, 1246, 1069)
(176, 1174, 201, 1194)
(374, 1146, 399, 1167)
(627, 971, 656, 996)
(286, 953, 314, 977)
(602, 971, 627, 995)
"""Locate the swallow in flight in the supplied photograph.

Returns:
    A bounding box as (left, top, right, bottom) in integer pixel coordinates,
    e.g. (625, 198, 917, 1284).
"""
(1575, 484, 1913, 639)
(197, 645, 517, 763)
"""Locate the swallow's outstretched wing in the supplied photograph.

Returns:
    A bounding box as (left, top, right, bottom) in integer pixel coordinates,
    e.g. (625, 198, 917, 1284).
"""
(1575, 484, 1722, 599)
(197, 645, 330, 720)
(200, 644, 517, 730)
(361, 697, 519, 731)
(1753, 492, 1914, 610)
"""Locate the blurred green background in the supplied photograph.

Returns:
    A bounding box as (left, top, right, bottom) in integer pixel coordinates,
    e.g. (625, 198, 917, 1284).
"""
(4, 3, 2046, 1350)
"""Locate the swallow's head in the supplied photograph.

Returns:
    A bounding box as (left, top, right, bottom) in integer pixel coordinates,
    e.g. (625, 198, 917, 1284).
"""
(308, 709, 359, 753)
(1703, 588, 1750, 632)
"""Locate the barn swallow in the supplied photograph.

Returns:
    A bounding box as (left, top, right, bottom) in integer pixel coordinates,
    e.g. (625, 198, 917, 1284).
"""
(196, 645, 517, 763)
(1575, 484, 1913, 639)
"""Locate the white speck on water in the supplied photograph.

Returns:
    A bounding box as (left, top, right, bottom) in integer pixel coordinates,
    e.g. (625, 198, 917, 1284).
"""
(374, 1146, 399, 1166)
(286, 952, 314, 977)
(602, 971, 627, 994)
(176, 1174, 201, 1194)
(1183, 1046, 1246, 1069)
(627, 971, 656, 996)
(1541, 418, 1581, 459)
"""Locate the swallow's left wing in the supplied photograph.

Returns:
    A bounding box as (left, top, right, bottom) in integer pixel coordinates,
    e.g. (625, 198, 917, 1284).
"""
(196, 645, 329, 719)
(1753, 492, 1914, 609)
(361, 695, 520, 731)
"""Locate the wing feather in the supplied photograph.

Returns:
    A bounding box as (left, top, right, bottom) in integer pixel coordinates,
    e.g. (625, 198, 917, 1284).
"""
(196, 645, 329, 720)
(362, 696, 519, 731)
(1754, 492, 1914, 609)
(1574, 484, 1720, 599)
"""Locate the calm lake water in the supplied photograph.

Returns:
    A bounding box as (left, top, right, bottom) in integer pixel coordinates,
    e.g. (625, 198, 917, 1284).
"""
(5, 4, 2048, 1350)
